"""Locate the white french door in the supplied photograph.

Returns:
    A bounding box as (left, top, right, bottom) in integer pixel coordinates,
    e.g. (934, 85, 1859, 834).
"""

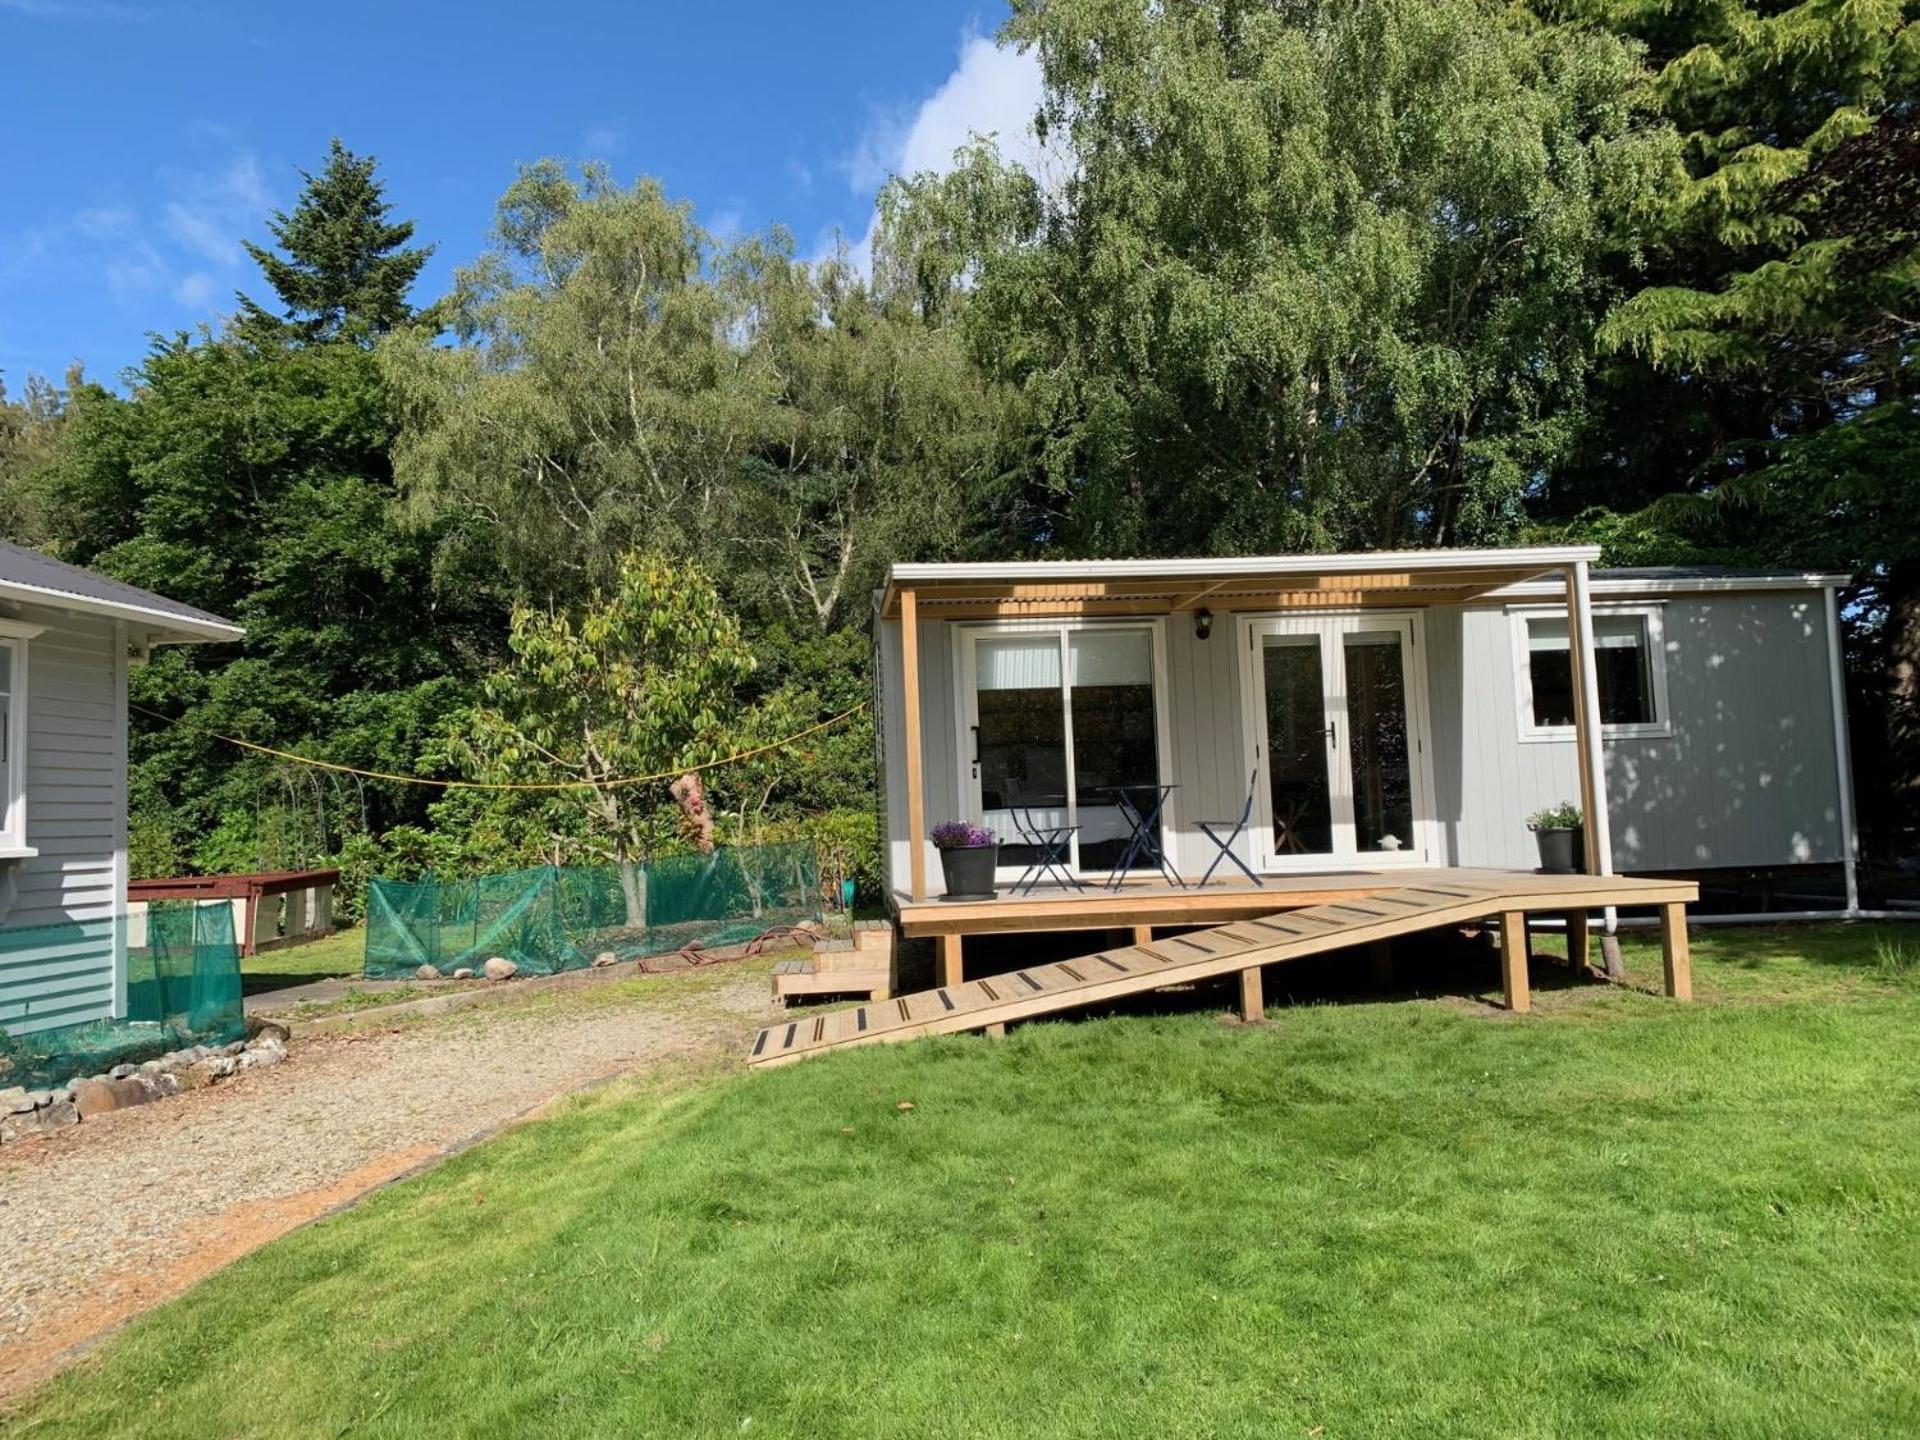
(1241, 613, 1434, 870)
(958, 622, 1172, 882)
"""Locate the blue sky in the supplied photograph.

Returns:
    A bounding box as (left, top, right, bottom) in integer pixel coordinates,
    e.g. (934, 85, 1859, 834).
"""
(0, 0, 1044, 390)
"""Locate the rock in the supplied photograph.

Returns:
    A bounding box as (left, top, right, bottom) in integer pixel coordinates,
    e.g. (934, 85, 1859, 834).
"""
(593, 951, 618, 968)
(192, 1056, 239, 1083)
(415, 964, 440, 981)
(109, 1063, 136, 1080)
(138, 1059, 163, 1075)
(238, 1044, 286, 1071)
(72, 1077, 160, 1118)
(69, 1079, 117, 1118)
(223, 1041, 247, 1057)
(451, 967, 475, 980)
(0, 1086, 31, 1114)
(245, 1015, 290, 1043)
(483, 957, 518, 981)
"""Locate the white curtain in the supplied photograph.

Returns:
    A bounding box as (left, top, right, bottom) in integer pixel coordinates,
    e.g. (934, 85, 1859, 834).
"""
(975, 635, 1062, 691)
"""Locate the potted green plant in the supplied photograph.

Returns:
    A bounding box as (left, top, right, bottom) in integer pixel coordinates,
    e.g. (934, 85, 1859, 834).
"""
(931, 822, 998, 900)
(1527, 801, 1585, 874)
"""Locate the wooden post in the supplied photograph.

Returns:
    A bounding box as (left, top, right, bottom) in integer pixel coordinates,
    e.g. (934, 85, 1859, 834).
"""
(900, 587, 927, 903)
(1369, 938, 1393, 989)
(1659, 902, 1692, 1001)
(983, 1021, 1007, 1038)
(1238, 965, 1264, 1022)
(1499, 910, 1532, 1013)
(1567, 911, 1590, 973)
(1566, 561, 1625, 979)
(1561, 566, 1600, 874)
(939, 933, 964, 988)
(1132, 924, 1154, 948)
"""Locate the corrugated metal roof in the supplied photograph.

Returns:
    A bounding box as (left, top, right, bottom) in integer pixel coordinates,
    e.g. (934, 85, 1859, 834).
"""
(0, 541, 242, 641)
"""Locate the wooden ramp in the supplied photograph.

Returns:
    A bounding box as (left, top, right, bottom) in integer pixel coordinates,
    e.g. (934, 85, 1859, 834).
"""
(747, 874, 1696, 1069)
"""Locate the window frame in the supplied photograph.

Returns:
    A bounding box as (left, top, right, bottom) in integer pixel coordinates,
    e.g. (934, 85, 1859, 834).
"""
(1509, 603, 1671, 744)
(950, 616, 1177, 878)
(0, 619, 43, 857)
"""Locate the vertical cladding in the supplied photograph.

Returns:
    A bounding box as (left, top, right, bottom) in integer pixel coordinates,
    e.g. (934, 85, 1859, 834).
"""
(1435, 592, 1843, 872)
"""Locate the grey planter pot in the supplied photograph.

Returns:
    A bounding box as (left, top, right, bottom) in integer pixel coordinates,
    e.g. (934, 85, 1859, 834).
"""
(1532, 826, 1585, 874)
(938, 844, 999, 899)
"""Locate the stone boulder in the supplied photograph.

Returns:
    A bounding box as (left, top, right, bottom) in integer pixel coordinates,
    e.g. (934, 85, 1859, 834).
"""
(483, 956, 518, 981)
(451, 967, 475, 980)
(415, 964, 440, 981)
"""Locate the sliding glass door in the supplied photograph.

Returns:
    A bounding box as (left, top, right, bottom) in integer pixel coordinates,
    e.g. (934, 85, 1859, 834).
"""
(1244, 614, 1429, 869)
(962, 623, 1168, 881)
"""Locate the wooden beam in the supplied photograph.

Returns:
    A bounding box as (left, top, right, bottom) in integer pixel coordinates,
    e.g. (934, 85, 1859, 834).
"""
(1499, 910, 1532, 1013)
(900, 587, 927, 903)
(1172, 578, 1232, 611)
(1238, 964, 1264, 1022)
(939, 932, 964, 988)
(1567, 910, 1590, 973)
(1659, 902, 1692, 1001)
(1564, 563, 1615, 878)
(894, 869, 1703, 938)
(1370, 938, 1393, 989)
(1132, 924, 1155, 947)
(1562, 567, 1600, 874)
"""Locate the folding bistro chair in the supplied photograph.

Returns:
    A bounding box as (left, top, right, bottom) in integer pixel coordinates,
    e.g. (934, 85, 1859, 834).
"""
(1008, 801, 1082, 895)
(1002, 779, 1083, 895)
(1196, 771, 1264, 887)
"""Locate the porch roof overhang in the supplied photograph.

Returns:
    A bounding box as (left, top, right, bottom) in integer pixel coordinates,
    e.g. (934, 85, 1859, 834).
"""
(878, 544, 1603, 620)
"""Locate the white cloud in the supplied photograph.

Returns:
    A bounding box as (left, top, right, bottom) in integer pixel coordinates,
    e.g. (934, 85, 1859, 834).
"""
(831, 31, 1047, 277)
(105, 240, 166, 294)
(162, 152, 270, 266)
(581, 121, 627, 158)
(0, 148, 274, 321)
(0, 0, 142, 18)
(173, 271, 215, 308)
(846, 33, 1045, 194)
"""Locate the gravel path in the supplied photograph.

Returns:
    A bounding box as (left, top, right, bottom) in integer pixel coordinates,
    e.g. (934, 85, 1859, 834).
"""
(0, 962, 780, 1397)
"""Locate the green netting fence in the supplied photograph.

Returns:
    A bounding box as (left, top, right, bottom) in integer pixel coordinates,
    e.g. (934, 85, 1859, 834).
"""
(0, 900, 246, 1092)
(363, 842, 823, 979)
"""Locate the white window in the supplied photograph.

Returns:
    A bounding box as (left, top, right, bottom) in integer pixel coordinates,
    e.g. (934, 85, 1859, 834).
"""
(0, 621, 40, 856)
(1513, 606, 1669, 741)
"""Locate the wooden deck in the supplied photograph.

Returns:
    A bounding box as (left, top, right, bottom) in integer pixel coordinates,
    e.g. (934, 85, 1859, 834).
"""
(895, 866, 1691, 989)
(749, 870, 1698, 1068)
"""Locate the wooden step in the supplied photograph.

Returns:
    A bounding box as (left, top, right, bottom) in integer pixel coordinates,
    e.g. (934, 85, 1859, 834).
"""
(771, 962, 890, 1003)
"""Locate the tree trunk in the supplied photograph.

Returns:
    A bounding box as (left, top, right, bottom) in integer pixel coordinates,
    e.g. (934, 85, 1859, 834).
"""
(617, 858, 648, 932)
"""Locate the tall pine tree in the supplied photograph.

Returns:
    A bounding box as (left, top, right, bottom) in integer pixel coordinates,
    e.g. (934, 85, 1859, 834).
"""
(237, 138, 432, 345)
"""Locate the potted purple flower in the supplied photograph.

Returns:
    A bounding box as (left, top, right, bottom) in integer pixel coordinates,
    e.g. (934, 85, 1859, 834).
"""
(931, 821, 998, 900)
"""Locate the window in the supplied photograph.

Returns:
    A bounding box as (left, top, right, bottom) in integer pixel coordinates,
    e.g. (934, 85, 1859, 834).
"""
(1516, 608, 1667, 739)
(0, 623, 37, 855)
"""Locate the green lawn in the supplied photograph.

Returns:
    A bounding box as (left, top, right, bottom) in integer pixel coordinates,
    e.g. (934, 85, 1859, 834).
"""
(9, 926, 1920, 1437)
(240, 926, 364, 995)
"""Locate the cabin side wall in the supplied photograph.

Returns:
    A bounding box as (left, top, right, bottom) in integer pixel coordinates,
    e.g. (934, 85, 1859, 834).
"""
(881, 588, 1848, 892)
(1428, 591, 1846, 872)
(0, 610, 128, 1036)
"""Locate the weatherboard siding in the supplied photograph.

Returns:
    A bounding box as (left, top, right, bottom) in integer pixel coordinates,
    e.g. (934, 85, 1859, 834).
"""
(0, 611, 126, 1035)
(879, 591, 1845, 895)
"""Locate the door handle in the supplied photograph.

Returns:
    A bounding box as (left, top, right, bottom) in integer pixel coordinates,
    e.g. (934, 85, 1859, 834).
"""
(1325, 720, 1337, 752)
(970, 725, 980, 765)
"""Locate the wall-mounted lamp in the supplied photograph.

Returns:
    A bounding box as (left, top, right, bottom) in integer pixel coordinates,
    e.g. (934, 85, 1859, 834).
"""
(1193, 607, 1214, 641)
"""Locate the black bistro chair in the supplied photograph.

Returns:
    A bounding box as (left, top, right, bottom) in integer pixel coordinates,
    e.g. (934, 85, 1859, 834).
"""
(1196, 771, 1264, 887)
(1003, 782, 1082, 895)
